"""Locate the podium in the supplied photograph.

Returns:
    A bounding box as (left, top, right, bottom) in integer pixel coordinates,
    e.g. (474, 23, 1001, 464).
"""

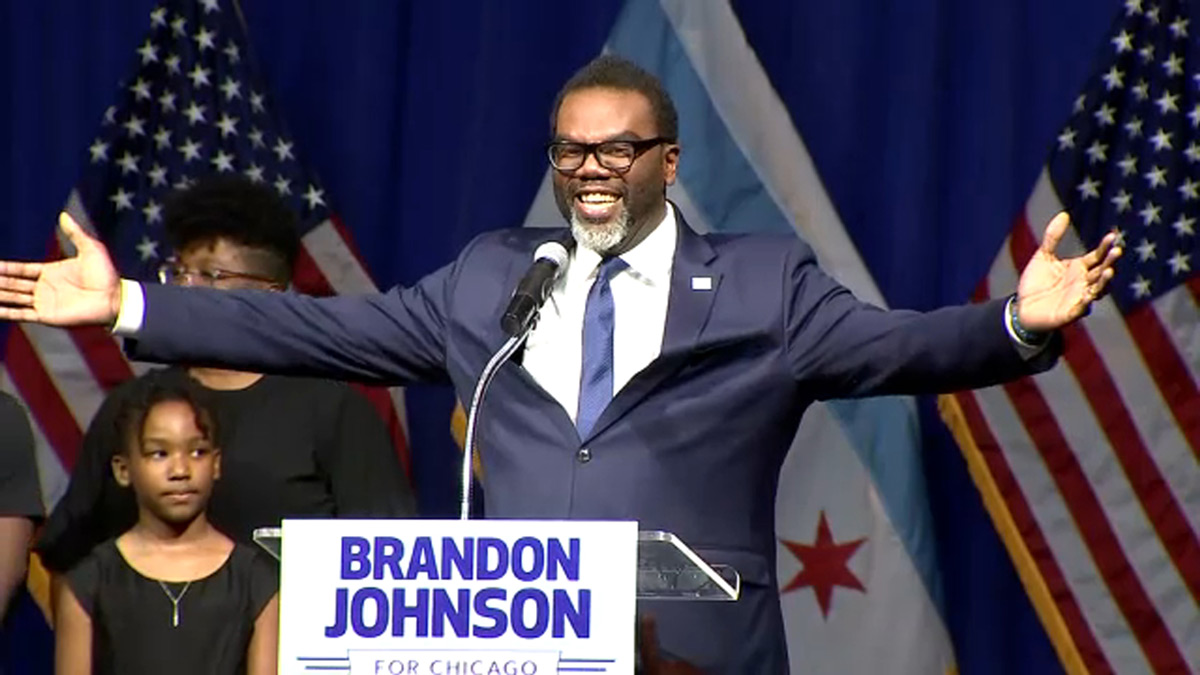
(256, 520, 738, 674)
(254, 526, 740, 602)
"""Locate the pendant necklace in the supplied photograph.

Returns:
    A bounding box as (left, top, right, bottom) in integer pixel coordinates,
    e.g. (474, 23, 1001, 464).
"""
(157, 580, 193, 627)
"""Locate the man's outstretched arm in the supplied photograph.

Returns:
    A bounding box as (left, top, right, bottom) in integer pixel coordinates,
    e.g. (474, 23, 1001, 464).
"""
(785, 212, 1121, 397)
(0, 212, 454, 385)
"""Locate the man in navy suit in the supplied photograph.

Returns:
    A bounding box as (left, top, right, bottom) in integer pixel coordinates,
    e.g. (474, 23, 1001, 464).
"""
(0, 56, 1119, 672)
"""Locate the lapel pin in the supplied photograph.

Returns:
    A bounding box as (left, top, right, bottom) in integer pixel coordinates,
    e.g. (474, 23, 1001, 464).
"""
(691, 276, 713, 291)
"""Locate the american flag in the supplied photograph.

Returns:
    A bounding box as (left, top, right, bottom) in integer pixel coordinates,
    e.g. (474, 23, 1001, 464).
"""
(1, 0, 409, 517)
(941, 0, 1200, 672)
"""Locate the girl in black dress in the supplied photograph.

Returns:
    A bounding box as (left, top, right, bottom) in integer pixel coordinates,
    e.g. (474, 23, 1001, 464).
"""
(54, 376, 278, 675)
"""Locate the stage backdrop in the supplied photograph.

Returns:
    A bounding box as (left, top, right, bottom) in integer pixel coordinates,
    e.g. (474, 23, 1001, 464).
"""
(0, 1, 1126, 674)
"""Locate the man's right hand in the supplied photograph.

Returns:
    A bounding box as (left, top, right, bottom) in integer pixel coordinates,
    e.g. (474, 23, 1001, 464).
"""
(0, 212, 121, 326)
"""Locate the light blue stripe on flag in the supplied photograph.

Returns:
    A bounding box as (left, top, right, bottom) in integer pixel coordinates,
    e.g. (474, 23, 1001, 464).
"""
(607, 0, 944, 614)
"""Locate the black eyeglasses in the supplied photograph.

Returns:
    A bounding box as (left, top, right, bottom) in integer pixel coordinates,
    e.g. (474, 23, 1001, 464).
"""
(158, 260, 283, 288)
(546, 137, 670, 173)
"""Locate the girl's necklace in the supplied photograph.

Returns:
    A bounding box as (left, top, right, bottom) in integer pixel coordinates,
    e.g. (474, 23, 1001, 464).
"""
(156, 580, 193, 627)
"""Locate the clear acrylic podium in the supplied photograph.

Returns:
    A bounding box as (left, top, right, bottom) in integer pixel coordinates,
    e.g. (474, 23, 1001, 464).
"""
(253, 526, 740, 601)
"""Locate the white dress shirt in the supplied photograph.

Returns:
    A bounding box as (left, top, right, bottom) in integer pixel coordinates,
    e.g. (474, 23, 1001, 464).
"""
(522, 204, 677, 424)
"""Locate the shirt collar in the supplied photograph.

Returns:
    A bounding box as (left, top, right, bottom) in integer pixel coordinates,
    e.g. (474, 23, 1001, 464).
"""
(575, 202, 677, 287)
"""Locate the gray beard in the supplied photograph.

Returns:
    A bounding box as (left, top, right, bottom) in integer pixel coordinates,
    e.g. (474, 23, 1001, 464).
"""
(570, 208, 630, 256)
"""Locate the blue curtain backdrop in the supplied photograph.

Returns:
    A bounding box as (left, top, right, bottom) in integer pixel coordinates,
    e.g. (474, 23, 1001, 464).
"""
(0, 1, 1121, 673)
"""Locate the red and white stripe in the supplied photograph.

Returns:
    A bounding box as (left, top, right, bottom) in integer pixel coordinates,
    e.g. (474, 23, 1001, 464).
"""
(5, 202, 410, 512)
(954, 169, 1200, 674)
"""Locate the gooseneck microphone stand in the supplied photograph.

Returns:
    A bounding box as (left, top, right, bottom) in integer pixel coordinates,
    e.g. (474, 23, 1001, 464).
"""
(458, 330, 529, 520)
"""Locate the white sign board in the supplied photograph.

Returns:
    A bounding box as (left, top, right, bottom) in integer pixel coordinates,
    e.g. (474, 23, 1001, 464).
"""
(278, 519, 637, 675)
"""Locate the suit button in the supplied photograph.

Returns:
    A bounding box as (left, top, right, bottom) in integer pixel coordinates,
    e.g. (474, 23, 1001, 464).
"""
(577, 448, 592, 463)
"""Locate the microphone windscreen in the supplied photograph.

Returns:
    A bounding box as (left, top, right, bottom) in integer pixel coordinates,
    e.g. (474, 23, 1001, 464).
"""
(533, 241, 570, 267)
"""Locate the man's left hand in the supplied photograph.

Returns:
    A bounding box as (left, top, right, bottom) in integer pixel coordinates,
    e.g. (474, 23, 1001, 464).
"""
(1015, 211, 1122, 331)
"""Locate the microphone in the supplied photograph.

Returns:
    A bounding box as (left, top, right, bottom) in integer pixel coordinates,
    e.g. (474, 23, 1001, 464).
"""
(499, 235, 575, 337)
(461, 234, 574, 519)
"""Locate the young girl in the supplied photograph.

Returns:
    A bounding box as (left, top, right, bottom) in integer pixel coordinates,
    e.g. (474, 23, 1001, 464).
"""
(54, 376, 279, 675)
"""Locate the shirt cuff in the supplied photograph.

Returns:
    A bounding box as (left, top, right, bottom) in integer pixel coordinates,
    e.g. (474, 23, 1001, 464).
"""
(110, 279, 146, 336)
(1004, 295, 1049, 359)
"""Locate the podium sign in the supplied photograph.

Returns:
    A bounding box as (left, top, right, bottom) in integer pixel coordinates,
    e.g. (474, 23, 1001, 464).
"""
(278, 519, 637, 675)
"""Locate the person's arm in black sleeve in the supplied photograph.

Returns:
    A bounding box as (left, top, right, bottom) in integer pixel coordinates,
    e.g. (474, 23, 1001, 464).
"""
(0, 392, 41, 620)
(34, 384, 137, 574)
(319, 384, 417, 517)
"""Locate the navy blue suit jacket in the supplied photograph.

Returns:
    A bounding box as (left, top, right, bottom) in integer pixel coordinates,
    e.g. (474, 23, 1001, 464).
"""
(130, 216, 1056, 672)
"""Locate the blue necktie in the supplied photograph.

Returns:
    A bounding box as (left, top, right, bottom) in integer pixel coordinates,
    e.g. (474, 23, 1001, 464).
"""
(576, 256, 628, 438)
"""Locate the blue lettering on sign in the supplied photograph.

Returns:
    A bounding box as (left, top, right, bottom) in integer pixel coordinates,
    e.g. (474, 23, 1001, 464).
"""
(407, 537, 439, 580)
(326, 586, 591, 639)
(350, 588, 388, 637)
(510, 537, 544, 582)
(390, 588, 429, 637)
(552, 589, 590, 638)
(337, 535, 581, 582)
(427, 660, 540, 675)
(476, 538, 508, 581)
(472, 587, 508, 639)
(328, 535, 593, 639)
(441, 537, 474, 580)
(374, 537, 403, 580)
(546, 538, 580, 581)
(510, 589, 549, 638)
(431, 588, 470, 637)
(341, 537, 369, 579)
(324, 588, 348, 637)
(372, 659, 420, 674)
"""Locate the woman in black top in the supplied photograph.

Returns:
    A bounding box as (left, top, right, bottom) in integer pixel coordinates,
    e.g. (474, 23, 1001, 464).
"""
(55, 376, 278, 675)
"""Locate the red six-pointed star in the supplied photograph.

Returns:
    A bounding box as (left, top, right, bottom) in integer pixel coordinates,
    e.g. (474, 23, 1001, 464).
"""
(780, 510, 867, 618)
